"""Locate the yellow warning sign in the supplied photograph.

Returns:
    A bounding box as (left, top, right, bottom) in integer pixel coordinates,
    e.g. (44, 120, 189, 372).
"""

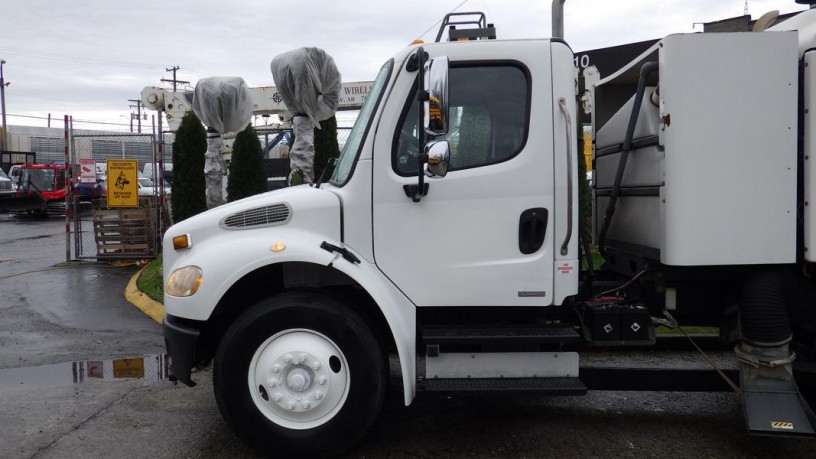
(106, 159, 139, 208)
(770, 421, 794, 430)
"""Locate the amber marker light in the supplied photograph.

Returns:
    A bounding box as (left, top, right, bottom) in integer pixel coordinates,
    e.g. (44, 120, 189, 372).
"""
(173, 234, 192, 250)
(270, 242, 287, 253)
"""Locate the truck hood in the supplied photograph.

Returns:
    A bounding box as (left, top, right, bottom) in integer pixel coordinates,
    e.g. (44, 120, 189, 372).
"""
(164, 185, 342, 248)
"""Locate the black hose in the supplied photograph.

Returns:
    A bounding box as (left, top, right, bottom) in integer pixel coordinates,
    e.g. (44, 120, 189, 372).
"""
(597, 61, 659, 258)
(578, 220, 594, 297)
(740, 269, 794, 346)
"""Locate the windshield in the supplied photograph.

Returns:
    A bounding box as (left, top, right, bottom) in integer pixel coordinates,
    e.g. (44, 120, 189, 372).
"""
(330, 59, 393, 186)
(0, 169, 8, 180)
(139, 177, 155, 187)
(21, 168, 56, 191)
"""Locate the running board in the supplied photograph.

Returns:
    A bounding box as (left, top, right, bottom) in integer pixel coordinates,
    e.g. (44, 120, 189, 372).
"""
(423, 377, 587, 396)
(422, 325, 580, 346)
(742, 365, 816, 437)
(424, 352, 579, 379)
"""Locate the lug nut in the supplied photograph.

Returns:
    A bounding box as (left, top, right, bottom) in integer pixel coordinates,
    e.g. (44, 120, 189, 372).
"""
(272, 365, 281, 373)
(273, 393, 283, 402)
(303, 402, 311, 409)
(314, 392, 323, 400)
(299, 353, 307, 362)
(312, 362, 321, 371)
(287, 402, 295, 410)
(284, 354, 293, 363)
(318, 377, 326, 385)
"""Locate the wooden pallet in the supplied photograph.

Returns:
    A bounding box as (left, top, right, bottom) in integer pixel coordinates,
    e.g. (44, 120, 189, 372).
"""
(93, 199, 159, 259)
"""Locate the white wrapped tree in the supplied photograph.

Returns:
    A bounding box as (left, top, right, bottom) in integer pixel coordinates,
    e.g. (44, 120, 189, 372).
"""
(270, 47, 341, 183)
(192, 77, 253, 208)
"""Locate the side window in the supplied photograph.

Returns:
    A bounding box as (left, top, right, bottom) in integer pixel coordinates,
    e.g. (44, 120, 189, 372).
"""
(394, 64, 529, 175)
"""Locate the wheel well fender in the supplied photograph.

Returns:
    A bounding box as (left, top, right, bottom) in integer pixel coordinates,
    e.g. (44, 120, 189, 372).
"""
(202, 259, 417, 405)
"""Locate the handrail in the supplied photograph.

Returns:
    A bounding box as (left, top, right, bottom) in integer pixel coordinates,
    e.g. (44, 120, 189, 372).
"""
(558, 97, 573, 256)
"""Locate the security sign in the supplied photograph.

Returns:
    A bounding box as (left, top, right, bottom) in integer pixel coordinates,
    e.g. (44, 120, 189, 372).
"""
(79, 159, 97, 184)
(106, 160, 139, 207)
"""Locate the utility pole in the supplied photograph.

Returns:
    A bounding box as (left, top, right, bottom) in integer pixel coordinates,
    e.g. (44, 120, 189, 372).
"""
(0, 58, 7, 152)
(161, 66, 190, 92)
(128, 98, 144, 133)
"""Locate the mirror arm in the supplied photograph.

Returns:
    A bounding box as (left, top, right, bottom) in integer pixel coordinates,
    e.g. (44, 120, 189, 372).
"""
(413, 47, 428, 203)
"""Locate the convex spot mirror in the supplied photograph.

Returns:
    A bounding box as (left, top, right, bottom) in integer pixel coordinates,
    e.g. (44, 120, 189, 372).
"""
(424, 140, 450, 178)
(287, 168, 304, 186)
(423, 56, 449, 136)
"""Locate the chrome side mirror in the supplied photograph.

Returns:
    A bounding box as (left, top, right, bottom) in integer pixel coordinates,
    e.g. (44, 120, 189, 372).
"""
(424, 140, 450, 178)
(423, 56, 449, 136)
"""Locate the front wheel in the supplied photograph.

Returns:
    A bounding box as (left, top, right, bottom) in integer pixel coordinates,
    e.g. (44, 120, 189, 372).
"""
(214, 291, 386, 457)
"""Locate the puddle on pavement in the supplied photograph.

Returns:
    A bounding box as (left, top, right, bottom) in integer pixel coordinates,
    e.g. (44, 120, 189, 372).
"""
(0, 354, 170, 389)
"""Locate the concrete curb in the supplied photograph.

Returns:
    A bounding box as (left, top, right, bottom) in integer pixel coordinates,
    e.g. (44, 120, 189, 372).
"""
(125, 268, 165, 324)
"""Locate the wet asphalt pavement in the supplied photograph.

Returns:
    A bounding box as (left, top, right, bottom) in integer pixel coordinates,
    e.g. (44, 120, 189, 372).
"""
(0, 213, 813, 458)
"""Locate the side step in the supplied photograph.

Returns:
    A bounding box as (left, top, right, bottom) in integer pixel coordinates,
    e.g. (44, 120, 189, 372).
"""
(421, 351, 584, 396)
(423, 377, 587, 396)
(422, 325, 581, 345)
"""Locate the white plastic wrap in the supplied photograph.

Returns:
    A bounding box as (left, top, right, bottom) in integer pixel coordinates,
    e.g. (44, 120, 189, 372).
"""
(204, 133, 226, 209)
(270, 47, 342, 128)
(192, 77, 253, 134)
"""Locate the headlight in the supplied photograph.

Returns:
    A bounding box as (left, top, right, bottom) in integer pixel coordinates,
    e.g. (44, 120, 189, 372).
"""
(166, 266, 203, 297)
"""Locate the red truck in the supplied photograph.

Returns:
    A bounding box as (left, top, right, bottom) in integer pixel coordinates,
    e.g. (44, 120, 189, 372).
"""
(6, 163, 68, 216)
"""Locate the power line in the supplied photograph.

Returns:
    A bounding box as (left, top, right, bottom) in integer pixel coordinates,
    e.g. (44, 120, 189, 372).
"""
(0, 47, 164, 69)
(416, 0, 470, 41)
(7, 113, 131, 127)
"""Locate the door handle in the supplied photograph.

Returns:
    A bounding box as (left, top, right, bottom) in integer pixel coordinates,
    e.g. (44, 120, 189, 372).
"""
(519, 208, 548, 254)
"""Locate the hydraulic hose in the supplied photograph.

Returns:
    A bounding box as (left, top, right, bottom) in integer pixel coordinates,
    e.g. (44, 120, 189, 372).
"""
(597, 61, 659, 259)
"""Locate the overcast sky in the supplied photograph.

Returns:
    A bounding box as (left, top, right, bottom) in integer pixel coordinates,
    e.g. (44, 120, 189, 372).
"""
(0, 0, 809, 132)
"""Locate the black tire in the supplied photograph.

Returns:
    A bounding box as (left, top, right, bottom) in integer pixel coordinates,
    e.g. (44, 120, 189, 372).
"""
(213, 291, 386, 457)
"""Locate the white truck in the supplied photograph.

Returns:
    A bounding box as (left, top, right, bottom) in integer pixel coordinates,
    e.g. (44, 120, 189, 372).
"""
(161, 3, 816, 455)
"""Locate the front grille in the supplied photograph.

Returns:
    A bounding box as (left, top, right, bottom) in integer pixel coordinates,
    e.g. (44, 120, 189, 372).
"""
(0, 181, 11, 191)
(220, 203, 291, 229)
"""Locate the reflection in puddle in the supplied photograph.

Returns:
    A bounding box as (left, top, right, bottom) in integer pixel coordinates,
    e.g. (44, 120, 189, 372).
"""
(0, 354, 169, 389)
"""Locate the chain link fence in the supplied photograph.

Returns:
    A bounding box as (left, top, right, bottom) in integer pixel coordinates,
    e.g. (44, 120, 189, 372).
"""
(66, 127, 350, 260)
(69, 133, 169, 261)
(258, 127, 351, 189)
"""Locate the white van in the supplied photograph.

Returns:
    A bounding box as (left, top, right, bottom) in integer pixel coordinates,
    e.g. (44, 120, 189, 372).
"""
(7, 164, 23, 189)
(142, 162, 173, 185)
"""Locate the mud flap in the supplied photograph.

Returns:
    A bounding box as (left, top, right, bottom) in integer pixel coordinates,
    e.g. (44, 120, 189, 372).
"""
(741, 363, 816, 437)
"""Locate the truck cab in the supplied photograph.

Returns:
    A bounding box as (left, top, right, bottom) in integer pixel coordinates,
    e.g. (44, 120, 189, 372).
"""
(161, 8, 816, 456)
(12, 163, 67, 216)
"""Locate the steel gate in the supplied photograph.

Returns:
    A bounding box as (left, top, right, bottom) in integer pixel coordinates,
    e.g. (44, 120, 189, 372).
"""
(68, 133, 169, 261)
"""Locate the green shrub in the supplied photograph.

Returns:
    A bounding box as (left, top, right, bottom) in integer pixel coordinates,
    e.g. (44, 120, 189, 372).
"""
(137, 257, 163, 303)
(228, 124, 267, 201)
(171, 111, 207, 222)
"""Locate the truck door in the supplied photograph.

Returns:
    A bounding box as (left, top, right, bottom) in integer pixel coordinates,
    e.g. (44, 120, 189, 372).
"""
(372, 44, 558, 307)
